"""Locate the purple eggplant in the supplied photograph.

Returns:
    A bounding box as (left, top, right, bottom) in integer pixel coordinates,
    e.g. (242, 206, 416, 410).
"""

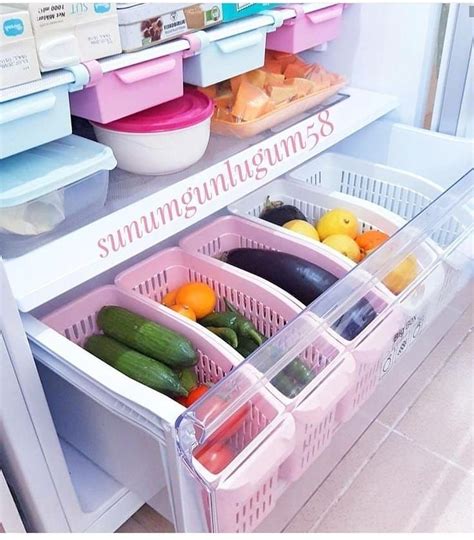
(259, 197, 308, 226)
(223, 248, 377, 341)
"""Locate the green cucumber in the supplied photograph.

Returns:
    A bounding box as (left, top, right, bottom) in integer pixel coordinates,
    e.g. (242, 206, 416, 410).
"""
(179, 367, 198, 393)
(97, 306, 197, 368)
(284, 358, 314, 385)
(85, 335, 187, 397)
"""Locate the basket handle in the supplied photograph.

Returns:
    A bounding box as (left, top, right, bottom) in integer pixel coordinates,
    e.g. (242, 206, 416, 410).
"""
(306, 4, 344, 25)
(0, 91, 56, 125)
(115, 56, 177, 84)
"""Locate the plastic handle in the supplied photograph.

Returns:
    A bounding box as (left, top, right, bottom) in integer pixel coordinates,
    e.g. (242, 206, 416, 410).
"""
(38, 35, 80, 69)
(0, 91, 56, 125)
(306, 4, 343, 24)
(294, 355, 356, 424)
(210, 414, 295, 496)
(216, 30, 263, 54)
(115, 57, 177, 84)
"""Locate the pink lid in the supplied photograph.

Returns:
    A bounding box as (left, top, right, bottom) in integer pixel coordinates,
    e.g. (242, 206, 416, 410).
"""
(94, 87, 213, 133)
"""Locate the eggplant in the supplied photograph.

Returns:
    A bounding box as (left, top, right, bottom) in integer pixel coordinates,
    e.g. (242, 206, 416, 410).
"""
(259, 197, 307, 226)
(223, 248, 377, 341)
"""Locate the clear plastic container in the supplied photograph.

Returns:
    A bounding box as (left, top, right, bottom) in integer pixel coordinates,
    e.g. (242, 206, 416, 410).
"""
(0, 135, 116, 257)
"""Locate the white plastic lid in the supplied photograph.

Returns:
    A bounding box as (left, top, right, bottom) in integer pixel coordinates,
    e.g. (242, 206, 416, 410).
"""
(0, 135, 116, 208)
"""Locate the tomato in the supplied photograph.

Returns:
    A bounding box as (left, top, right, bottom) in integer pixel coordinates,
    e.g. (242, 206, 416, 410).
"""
(196, 394, 251, 443)
(177, 384, 209, 407)
(195, 442, 235, 474)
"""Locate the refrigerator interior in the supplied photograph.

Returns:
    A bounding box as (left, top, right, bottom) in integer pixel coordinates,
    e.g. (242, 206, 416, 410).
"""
(2, 2, 473, 534)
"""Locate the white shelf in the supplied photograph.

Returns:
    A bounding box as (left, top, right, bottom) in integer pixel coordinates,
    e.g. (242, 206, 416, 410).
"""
(4, 87, 398, 311)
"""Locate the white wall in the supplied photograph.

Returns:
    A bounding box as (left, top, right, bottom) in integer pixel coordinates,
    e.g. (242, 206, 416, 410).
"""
(302, 3, 442, 126)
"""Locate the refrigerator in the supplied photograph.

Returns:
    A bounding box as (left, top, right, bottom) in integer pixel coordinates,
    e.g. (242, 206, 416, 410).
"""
(0, 2, 472, 533)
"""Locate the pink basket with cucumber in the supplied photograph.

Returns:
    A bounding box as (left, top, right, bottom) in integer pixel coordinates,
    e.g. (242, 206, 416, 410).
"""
(115, 245, 355, 485)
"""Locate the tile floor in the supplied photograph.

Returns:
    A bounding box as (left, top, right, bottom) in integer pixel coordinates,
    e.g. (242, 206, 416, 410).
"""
(118, 305, 473, 533)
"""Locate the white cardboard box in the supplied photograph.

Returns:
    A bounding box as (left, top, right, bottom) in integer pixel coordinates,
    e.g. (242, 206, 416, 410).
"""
(0, 5, 41, 89)
(117, 3, 222, 52)
(19, 3, 122, 72)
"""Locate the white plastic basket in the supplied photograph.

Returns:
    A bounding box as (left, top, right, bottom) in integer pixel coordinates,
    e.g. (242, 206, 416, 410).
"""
(287, 152, 466, 247)
(228, 179, 444, 318)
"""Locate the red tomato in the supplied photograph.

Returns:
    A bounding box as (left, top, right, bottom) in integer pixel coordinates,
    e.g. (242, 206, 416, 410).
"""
(195, 442, 234, 474)
(196, 394, 251, 443)
(177, 384, 209, 407)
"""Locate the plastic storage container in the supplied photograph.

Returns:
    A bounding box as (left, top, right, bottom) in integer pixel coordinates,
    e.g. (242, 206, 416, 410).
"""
(92, 88, 213, 175)
(0, 85, 72, 159)
(69, 52, 184, 123)
(183, 23, 268, 87)
(266, 4, 344, 54)
(0, 135, 116, 256)
(287, 152, 469, 248)
(115, 245, 358, 486)
(211, 76, 346, 138)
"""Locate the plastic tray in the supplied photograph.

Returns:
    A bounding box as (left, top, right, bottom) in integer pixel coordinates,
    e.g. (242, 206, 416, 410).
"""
(115, 246, 356, 485)
(288, 152, 468, 248)
(41, 284, 295, 533)
(211, 78, 346, 138)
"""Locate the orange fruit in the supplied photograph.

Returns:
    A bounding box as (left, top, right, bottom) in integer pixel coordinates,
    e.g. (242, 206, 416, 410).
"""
(176, 282, 217, 319)
(169, 304, 197, 322)
(356, 230, 389, 257)
(162, 289, 178, 307)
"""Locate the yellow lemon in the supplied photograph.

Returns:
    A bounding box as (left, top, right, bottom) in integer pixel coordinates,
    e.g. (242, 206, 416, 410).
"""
(383, 255, 418, 294)
(283, 220, 320, 241)
(316, 208, 359, 240)
(322, 234, 362, 262)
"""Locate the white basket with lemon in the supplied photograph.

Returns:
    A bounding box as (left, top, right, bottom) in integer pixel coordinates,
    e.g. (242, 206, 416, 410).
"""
(228, 178, 444, 316)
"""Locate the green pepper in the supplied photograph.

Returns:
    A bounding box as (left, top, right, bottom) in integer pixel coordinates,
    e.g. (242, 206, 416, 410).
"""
(199, 309, 262, 346)
(206, 326, 239, 348)
(235, 335, 260, 357)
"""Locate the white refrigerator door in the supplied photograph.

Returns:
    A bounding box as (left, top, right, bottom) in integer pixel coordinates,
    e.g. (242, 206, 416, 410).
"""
(431, 4, 473, 137)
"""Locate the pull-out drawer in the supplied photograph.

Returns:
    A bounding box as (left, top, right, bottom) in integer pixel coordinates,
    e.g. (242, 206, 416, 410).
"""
(22, 123, 473, 533)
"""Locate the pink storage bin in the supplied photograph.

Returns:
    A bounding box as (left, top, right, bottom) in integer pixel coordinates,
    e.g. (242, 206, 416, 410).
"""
(266, 4, 344, 54)
(69, 53, 184, 123)
(179, 216, 404, 424)
(42, 284, 295, 533)
(115, 246, 355, 485)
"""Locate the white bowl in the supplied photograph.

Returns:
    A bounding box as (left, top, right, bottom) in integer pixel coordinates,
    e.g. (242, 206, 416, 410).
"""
(93, 117, 211, 176)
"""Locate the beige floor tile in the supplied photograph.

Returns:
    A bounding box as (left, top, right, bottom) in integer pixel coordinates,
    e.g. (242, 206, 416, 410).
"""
(314, 432, 473, 533)
(377, 306, 473, 428)
(116, 517, 148, 533)
(132, 504, 175, 533)
(393, 332, 473, 472)
(284, 421, 390, 532)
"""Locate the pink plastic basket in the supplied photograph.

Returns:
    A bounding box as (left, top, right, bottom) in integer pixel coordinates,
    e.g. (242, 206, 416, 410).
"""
(41, 285, 295, 533)
(115, 246, 355, 484)
(266, 4, 344, 54)
(179, 216, 405, 422)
